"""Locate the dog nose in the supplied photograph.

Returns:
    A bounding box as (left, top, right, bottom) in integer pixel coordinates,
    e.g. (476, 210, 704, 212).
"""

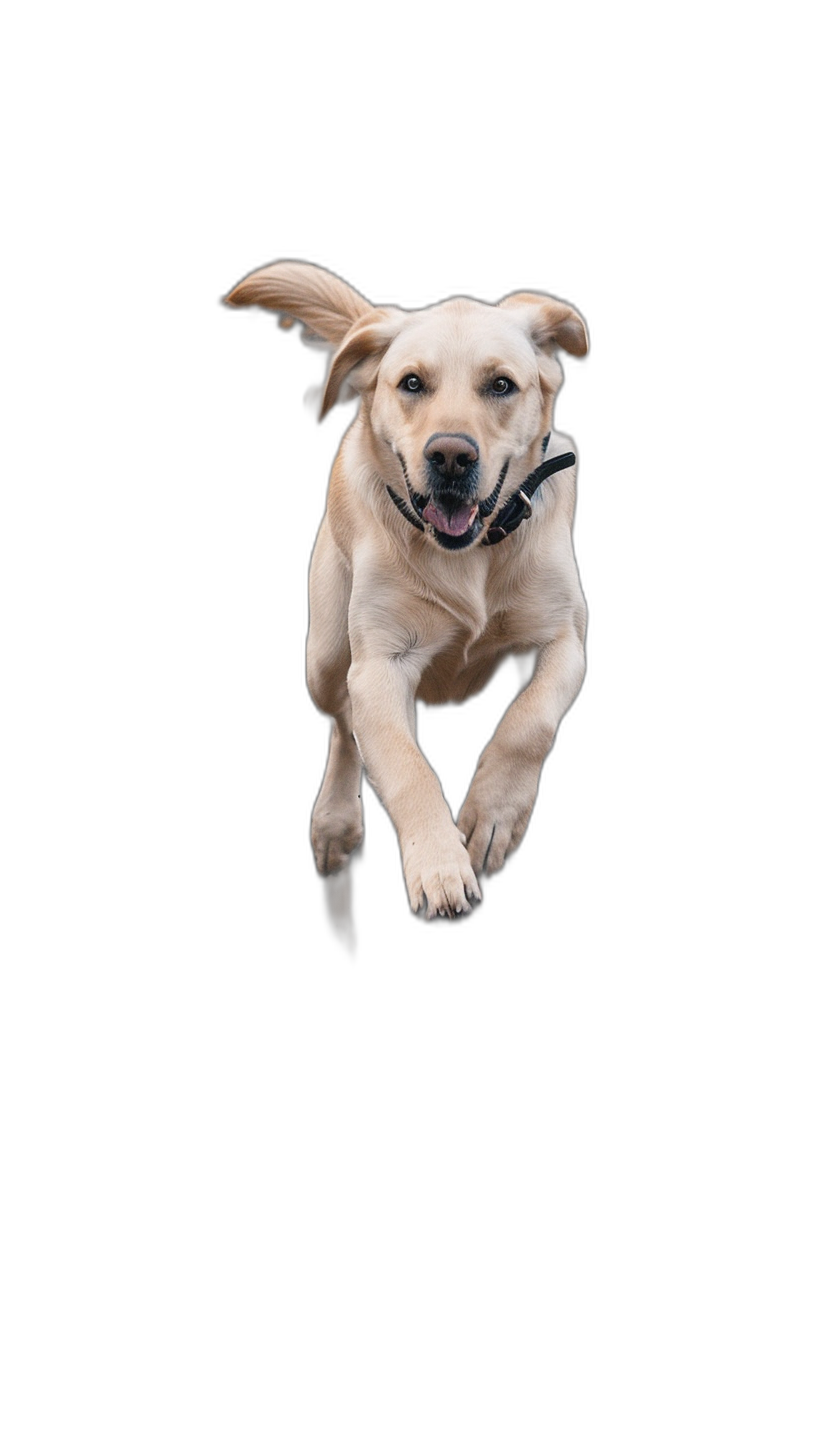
(424, 433, 479, 479)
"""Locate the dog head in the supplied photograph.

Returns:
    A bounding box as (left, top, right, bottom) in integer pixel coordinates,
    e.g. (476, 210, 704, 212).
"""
(225, 262, 587, 550)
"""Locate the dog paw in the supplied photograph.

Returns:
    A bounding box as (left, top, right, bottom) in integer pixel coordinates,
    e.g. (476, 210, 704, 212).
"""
(458, 763, 539, 875)
(311, 800, 364, 875)
(403, 831, 482, 919)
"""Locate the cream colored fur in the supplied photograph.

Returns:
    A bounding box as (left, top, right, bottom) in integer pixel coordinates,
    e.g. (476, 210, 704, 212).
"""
(226, 261, 589, 918)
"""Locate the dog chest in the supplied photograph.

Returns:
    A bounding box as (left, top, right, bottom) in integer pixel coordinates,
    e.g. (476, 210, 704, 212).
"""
(414, 614, 530, 705)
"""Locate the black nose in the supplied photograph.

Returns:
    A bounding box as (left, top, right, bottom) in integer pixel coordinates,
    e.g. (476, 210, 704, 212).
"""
(423, 433, 479, 480)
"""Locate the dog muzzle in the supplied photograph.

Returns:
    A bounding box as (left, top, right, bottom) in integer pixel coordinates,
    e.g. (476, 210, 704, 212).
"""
(386, 435, 576, 547)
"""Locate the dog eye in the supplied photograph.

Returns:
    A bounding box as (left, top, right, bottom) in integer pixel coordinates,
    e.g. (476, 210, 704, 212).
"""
(490, 377, 517, 396)
(399, 374, 424, 394)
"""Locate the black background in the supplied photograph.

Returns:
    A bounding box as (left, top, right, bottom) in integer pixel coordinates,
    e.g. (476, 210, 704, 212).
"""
(199, 179, 664, 978)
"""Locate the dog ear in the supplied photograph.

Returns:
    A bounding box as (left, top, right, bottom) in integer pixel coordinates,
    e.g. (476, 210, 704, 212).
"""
(224, 260, 372, 346)
(320, 310, 402, 417)
(499, 291, 589, 358)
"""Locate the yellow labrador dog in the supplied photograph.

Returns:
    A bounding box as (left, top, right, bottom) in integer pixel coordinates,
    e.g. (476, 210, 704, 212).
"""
(226, 262, 588, 918)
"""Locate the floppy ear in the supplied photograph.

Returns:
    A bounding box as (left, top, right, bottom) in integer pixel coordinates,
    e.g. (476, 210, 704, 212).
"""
(320, 310, 402, 418)
(499, 291, 589, 357)
(224, 260, 372, 346)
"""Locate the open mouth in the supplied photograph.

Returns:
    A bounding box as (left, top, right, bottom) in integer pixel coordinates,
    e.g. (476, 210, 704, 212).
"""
(422, 498, 479, 540)
(388, 451, 509, 550)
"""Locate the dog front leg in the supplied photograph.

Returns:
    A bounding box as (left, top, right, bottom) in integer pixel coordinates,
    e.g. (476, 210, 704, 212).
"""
(458, 627, 586, 875)
(306, 521, 364, 874)
(347, 656, 481, 918)
(309, 707, 364, 874)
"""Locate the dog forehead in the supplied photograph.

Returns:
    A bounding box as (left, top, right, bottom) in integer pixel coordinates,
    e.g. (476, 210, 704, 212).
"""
(384, 297, 535, 374)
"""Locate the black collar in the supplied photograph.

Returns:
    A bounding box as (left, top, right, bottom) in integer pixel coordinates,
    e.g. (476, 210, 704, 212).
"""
(481, 435, 576, 545)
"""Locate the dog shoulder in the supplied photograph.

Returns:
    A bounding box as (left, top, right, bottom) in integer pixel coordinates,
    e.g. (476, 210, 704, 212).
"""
(543, 429, 579, 520)
(515, 428, 585, 623)
(327, 425, 417, 568)
(324, 438, 365, 562)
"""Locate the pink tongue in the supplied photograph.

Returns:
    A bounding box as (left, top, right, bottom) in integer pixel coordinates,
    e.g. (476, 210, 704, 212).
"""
(422, 501, 478, 537)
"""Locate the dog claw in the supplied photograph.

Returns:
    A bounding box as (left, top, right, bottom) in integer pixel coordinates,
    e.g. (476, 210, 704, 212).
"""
(418, 890, 476, 917)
